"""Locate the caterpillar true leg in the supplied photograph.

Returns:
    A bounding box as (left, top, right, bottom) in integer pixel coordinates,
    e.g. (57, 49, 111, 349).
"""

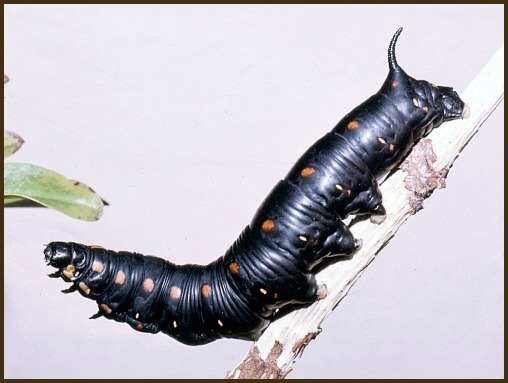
(312, 220, 360, 262)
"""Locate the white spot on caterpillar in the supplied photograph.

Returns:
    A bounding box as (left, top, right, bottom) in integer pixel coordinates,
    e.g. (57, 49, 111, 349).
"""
(378, 137, 386, 144)
(413, 98, 420, 107)
(217, 319, 224, 327)
(173, 321, 178, 328)
(259, 288, 267, 295)
(135, 312, 140, 319)
(299, 236, 307, 242)
(335, 184, 343, 191)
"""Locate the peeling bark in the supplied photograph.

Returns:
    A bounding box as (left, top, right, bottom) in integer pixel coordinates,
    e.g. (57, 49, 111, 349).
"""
(291, 329, 322, 359)
(226, 341, 288, 379)
(400, 138, 447, 213)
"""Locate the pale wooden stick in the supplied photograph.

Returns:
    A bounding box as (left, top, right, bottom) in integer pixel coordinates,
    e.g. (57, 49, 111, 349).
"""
(226, 45, 504, 379)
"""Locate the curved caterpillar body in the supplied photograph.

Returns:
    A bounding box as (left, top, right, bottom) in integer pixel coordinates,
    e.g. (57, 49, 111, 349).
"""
(45, 28, 466, 346)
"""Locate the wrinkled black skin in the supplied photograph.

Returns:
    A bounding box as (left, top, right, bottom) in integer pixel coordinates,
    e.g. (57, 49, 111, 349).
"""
(45, 28, 465, 346)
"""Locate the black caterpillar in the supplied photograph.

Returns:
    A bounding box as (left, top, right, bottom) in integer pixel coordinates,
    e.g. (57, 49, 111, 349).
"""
(45, 28, 466, 346)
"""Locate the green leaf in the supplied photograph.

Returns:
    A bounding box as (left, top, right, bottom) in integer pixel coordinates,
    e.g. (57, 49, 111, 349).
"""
(4, 131, 25, 158)
(4, 195, 47, 207)
(4, 163, 104, 221)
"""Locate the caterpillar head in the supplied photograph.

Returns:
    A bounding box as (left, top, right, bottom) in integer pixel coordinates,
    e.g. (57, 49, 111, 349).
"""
(45, 242, 88, 280)
(434, 85, 469, 121)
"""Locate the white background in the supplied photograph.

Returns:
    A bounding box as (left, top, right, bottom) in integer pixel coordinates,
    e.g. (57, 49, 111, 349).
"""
(4, 4, 503, 379)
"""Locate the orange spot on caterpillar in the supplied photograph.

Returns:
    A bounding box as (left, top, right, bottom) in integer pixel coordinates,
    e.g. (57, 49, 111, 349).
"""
(62, 264, 75, 279)
(62, 270, 73, 279)
(347, 120, 359, 130)
(143, 278, 154, 293)
(91, 261, 104, 273)
(261, 219, 276, 233)
(229, 261, 240, 275)
(389, 144, 395, 151)
(391, 81, 398, 88)
(115, 271, 126, 285)
(100, 304, 112, 314)
(422, 106, 429, 112)
(201, 284, 212, 298)
(169, 286, 181, 299)
(136, 324, 143, 330)
(78, 282, 90, 295)
(300, 167, 315, 178)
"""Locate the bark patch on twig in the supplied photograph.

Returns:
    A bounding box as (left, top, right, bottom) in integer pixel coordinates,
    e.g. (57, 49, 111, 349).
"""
(292, 329, 322, 359)
(226, 341, 288, 379)
(400, 138, 447, 213)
